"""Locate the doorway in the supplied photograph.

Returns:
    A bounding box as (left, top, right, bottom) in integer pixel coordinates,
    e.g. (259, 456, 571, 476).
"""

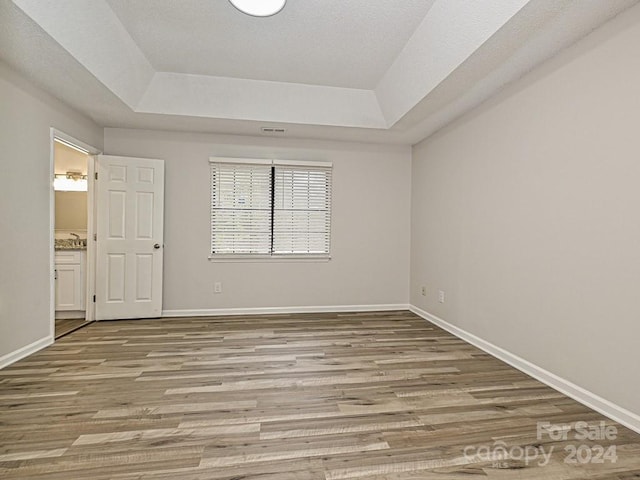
(49, 133, 165, 338)
(50, 130, 99, 340)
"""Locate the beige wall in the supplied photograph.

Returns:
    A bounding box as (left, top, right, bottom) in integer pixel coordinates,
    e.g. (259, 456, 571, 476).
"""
(104, 128, 411, 312)
(54, 139, 89, 234)
(54, 141, 88, 175)
(55, 191, 87, 231)
(0, 60, 103, 362)
(411, 6, 640, 416)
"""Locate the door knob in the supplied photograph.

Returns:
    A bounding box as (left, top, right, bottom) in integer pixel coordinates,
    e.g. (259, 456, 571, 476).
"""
(154, 243, 161, 250)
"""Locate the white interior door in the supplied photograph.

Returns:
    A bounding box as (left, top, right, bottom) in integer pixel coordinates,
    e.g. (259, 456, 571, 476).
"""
(95, 155, 164, 320)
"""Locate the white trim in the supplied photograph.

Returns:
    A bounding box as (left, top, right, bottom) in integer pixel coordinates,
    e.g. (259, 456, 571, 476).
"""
(51, 129, 100, 156)
(409, 305, 640, 435)
(163, 304, 409, 318)
(49, 129, 101, 338)
(0, 336, 52, 370)
(209, 157, 332, 168)
(85, 155, 96, 322)
(273, 159, 333, 168)
(54, 137, 90, 155)
(208, 254, 330, 263)
(55, 311, 86, 319)
(49, 129, 56, 339)
(209, 157, 272, 165)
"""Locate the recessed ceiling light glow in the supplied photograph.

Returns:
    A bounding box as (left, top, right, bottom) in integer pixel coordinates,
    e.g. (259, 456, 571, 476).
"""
(229, 0, 286, 17)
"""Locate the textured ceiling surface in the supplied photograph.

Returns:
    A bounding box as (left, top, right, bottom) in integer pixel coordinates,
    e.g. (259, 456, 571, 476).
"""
(105, 0, 433, 89)
(2, 0, 639, 145)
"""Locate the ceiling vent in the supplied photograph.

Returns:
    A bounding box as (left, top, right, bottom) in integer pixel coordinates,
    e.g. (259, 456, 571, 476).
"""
(261, 127, 286, 134)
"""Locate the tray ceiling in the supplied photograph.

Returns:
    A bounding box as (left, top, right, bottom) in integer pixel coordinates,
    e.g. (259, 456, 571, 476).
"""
(2, 0, 638, 144)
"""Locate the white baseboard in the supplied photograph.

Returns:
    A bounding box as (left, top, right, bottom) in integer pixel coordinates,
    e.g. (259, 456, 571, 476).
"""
(163, 304, 409, 318)
(409, 305, 640, 435)
(55, 311, 85, 319)
(0, 336, 53, 370)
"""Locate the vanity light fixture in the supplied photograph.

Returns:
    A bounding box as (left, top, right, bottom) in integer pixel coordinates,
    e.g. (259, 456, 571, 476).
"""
(229, 0, 286, 17)
(54, 171, 88, 192)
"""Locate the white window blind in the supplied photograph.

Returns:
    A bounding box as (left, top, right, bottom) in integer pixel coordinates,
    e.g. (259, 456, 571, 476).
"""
(273, 165, 332, 255)
(210, 158, 332, 258)
(210, 161, 272, 254)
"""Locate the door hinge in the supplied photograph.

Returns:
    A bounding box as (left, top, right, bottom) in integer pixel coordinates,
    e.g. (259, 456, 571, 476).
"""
(93, 233, 97, 241)
(93, 295, 96, 303)
(95, 172, 98, 180)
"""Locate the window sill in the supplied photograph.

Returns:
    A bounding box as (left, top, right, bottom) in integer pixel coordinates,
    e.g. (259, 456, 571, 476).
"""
(208, 254, 331, 263)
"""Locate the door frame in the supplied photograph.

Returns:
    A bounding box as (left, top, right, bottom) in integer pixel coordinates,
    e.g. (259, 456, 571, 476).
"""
(49, 128, 101, 339)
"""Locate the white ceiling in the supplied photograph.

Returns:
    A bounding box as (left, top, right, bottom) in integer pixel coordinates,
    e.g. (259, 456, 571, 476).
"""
(105, 0, 434, 89)
(1, 0, 639, 145)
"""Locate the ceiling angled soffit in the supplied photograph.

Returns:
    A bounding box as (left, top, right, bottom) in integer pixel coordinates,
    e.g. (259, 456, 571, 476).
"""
(135, 73, 386, 128)
(10, 0, 531, 129)
(104, 0, 435, 90)
(395, 0, 640, 143)
(375, 0, 532, 127)
(0, 0, 136, 128)
(9, 0, 640, 139)
(12, 0, 154, 108)
(11, 0, 397, 129)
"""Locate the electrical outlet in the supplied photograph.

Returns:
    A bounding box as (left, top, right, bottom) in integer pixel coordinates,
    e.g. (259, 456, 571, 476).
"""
(421, 286, 427, 296)
(438, 290, 445, 303)
(214, 282, 223, 294)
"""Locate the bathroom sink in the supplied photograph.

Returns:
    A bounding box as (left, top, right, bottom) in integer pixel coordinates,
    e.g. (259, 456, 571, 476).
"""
(55, 238, 87, 249)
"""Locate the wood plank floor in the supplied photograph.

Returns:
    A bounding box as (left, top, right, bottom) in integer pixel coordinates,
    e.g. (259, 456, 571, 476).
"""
(1, 311, 639, 479)
(55, 319, 88, 339)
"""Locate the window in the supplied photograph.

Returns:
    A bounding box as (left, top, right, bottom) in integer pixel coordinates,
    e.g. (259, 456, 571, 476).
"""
(210, 158, 332, 259)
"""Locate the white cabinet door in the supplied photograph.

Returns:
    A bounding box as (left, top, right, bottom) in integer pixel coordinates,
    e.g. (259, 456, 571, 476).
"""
(95, 156, 165, 320)
(55, 264, 82, 310)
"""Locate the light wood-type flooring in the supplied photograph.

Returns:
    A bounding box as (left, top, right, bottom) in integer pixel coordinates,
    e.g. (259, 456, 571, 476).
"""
(1, 311, 639, 479)
(55, 318, 89, 339)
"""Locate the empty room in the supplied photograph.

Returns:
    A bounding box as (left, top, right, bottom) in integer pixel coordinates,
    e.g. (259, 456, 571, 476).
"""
(1, 0, 640, 478)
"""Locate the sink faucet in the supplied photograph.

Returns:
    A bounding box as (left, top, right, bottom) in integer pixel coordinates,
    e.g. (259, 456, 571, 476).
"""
(70, 233, 80, 240)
